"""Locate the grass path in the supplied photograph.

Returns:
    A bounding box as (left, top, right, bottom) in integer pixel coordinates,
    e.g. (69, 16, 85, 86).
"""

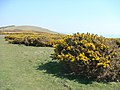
(0, 36, 120, 90)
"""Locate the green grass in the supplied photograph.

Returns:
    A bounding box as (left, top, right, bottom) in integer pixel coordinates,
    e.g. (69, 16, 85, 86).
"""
(0, 35, 120, 90)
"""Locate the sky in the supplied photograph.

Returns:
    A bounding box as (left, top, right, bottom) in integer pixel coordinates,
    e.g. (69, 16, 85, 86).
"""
(0, 0, 120, 37)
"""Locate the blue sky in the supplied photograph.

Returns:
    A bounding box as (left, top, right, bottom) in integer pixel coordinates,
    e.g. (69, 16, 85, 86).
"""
(0, 0, 120, 37)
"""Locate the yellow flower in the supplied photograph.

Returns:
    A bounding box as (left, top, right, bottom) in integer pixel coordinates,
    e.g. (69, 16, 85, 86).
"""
(53, 45, 57, 48)
(103, 64, 109, 68)
(67, 46, 73, 50)
(57, 55, 61, 58)
(97, 62, 103, 66)
(92, 57, 95, 60)
(106, 60, 110, 63)
(65, 54, 69, 58)
(74, 41, 78, 44)
(71, 58, 75, 62)
(76, 56, 80, 61)
(96, 57, 100, 60)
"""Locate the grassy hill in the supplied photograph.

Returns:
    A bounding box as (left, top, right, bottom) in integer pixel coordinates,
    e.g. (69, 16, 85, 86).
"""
(0, 25, 58, 34)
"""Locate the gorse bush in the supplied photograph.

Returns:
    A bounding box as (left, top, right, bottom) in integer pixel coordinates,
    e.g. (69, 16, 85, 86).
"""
(5, 32, 64, 47)
(108, 38, 120, 48)
(51, 33, 120, 82)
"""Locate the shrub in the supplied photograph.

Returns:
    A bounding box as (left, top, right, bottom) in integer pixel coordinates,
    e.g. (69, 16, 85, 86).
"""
(108, 38, 120, 48)
(5, 32, 64, 47)
(5, 34, 25, 44)
(51, 33, 120, 82)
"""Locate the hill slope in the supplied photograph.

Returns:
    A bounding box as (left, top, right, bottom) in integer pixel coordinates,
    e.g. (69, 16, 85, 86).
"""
(0, 25, 58, 34)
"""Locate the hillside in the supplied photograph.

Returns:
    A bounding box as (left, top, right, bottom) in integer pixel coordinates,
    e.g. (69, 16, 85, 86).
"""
(0, 25, 58, 34)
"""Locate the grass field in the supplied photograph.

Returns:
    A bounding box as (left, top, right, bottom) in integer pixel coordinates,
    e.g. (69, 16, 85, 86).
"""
(0, 35, 120, 90)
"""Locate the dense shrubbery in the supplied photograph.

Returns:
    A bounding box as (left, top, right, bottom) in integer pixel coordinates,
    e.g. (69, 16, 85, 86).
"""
(51, 33, 120, 82)
(5, 32, 64, 47)
(107, 38, 120, 48)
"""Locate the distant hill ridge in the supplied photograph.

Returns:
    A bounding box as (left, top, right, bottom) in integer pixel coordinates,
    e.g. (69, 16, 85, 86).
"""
(0, 25, 58, 34)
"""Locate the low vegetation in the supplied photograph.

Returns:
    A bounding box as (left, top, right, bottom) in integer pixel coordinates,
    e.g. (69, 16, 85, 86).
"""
(51, 33, 120, 82)
(5, 32, 64, 47)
